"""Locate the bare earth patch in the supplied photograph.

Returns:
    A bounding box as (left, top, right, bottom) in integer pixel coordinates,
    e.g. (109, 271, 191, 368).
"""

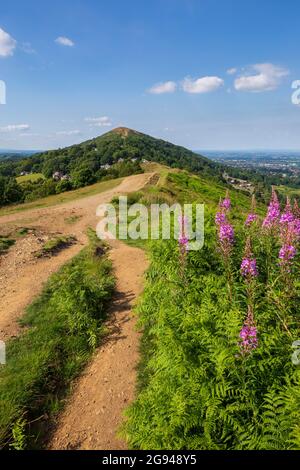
(0, 230, 81, 340)
(48, 240, 148, 450)
(0, 173, 153, 340)
(0, 172, 154, 449)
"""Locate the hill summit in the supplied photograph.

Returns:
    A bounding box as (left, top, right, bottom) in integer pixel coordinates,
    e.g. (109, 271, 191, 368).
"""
(108, 127, 141, 137)
(0, 127, 226, 209)
(14, 126, 222, 181)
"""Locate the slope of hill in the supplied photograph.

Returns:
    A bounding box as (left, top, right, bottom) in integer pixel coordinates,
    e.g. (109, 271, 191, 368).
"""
(121, 172, 300, 450)
(0, 127, 222, 177)
(0, 127, 226, 208)
(0, 150, 37, 162)
(16, 127, 223, 179)
(2, 159, 300, 450)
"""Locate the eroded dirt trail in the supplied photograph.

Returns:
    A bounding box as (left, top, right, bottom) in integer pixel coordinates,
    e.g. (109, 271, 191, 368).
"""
(0, 173, 153, 340)
(48, 240, 148, 450)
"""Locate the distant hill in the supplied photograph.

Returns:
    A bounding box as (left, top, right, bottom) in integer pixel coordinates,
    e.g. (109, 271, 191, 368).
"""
(2, 127, 223, 180)
(0, 127, 273, 208)
(0, 150, 38, 162)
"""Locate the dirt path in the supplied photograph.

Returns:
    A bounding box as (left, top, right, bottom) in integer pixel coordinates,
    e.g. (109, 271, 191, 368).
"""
(48, 240, 148, 450)
(0, 172, 153, 340)
(0, 234, 83, 340)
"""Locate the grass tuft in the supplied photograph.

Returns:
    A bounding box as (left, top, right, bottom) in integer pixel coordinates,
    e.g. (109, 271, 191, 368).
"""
(0, 237, 15, 254)
(35, 235, 76, 258)
(0, 231, 115, 449)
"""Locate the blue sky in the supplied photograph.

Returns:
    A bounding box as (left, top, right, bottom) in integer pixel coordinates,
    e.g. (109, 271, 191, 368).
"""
(0, 0, 300, 151)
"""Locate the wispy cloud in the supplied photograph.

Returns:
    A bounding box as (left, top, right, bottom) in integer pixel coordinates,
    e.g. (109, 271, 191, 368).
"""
(85, 116, 112, 127)
(0, 27, 17, 58)
(182, 76, 224, 94)
(0, 124, 30, 132)
(148, 81, 177, 94)
(227, 67, 237, 75)
(234, 63, 289, 92)
(56, 130, 81, 136)
(20, 42, 36, 54)
(55, 36, 74, 47)
(20, 132, 40, 137)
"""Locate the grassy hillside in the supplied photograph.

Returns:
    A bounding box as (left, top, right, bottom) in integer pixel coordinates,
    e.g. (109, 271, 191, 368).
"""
(0, 231, 115, 449)
(0, 127, 222, 208)
(0, 177, 122, 215)
(0, 128, 223, 192)
(14, 127, 222, 180)
(119, 171, 300, 450)
(16, 173, 44, 184)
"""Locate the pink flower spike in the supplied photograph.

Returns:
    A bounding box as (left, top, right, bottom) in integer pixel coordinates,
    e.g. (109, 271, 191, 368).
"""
(280, 197, 294, 225)
(219, 190, 231, 211)
(241, 258, 258, 278)
(263, 188, 281, 229)
(239, 308, 258, 356)
(245, 213, 258, 226)
(221, 198, 231, 210)
(215, 212, 227, 225)
(219, 223, 234, 244)
(279, 244, 296, 261)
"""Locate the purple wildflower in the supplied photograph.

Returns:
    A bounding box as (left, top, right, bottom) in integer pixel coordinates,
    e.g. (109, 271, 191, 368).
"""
(293, 199, 300, 218)
(241, 237, 258, 278)
(280, 197, 294, 225)
(245, 195, 258, 227)
(241, 258, 258, 278)
(239, 308, 258, 355)
(279, 244, 297, 262)
(278, 244, 296, 274)
(219, 223, 234, 244)
(245, 213, 258, 226)
(263, 188, 280, 229)
(280, 212, 294, 224)
(221, 198, 231, 211)
(293, 219, 300, 238)
(178, 235, 189, 254)
(219, 190, 231, 212)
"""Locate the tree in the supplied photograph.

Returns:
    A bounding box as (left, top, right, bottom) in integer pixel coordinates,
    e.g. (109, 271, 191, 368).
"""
(71, 166, 96, 189)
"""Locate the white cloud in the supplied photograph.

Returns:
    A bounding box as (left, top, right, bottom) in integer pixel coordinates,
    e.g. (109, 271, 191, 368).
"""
(227, 67, 237, 75)
(85, 116, 112, 127)
(56, 130, 81, 136)
(182, 76, 224, 94)
(0, 124, 30, 133)
(20, 132, 40, 137)
(0, 28, 17, 58)
(234, 63, 289, 92)
(55, 36, 74, 47)
(148, 81, 177, 94)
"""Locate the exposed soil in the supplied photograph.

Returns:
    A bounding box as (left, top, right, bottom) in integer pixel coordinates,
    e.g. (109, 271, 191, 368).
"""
(0, 173, 153, 340)
(0, 230, 82, 340)
(48, 240, 148, 450)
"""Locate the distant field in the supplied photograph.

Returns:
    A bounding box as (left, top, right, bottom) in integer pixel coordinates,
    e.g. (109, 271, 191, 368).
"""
(16, 173, 44, 183)
(276, 185, 300, 199)
(0, 178, 123, 216)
